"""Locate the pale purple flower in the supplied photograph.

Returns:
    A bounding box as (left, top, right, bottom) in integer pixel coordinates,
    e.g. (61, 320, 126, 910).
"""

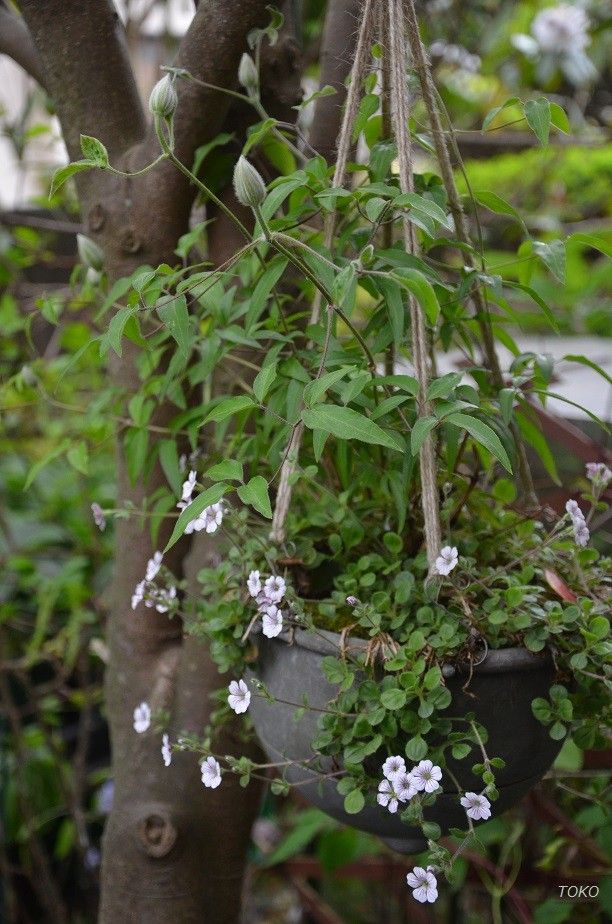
(133, 702, 151, 734)
(586, 463, 611, 487)
(181, 470, 197, 502)
(131, 580, 146, 610)
(411, 759, 442, 794)
(407, 866, 438, 904)
(264, 575, 286, 603)
(460, 791, 492, 821)
(435, 545, 458, 576)
(377, 779, 399, 814)
(262, 605, 283, 638)
(346, 595, 360, 607)
(161, 734, 172, 767)
(96, 779, 114, 815)
(382, 755, 406, 781)
(146, 551, 163, 582)
(201, 502, 224, 534)
(91, 502, 106, 531)
(228, 678, 251, 714)
(154, 585, 176, 613)
(201, 756, 222, 789)
(395, 771, 419, 802)
(565, 499, 589, 547)
(247, 570, 262, 597)
(532, 5, 589, 54)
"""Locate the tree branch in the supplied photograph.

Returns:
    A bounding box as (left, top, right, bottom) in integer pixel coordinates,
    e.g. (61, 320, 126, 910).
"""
(0, 4, 46, 87)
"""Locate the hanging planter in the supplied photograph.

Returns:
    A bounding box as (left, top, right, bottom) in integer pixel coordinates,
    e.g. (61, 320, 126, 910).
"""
(247, 628, 562, 852)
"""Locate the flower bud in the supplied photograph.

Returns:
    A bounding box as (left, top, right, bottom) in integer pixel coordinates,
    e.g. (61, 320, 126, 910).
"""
(77, 233, 104, 271)
(238, 53, 259, 95)
(233, 156, 266, 208)
(148, 74, 178, 119)
(360, 244, 375, 267)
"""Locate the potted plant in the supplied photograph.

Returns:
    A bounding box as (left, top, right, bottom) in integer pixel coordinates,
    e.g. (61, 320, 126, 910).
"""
(73, 1, 610, 902)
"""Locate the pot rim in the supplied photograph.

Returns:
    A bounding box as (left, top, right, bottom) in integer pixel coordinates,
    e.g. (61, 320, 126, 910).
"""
(259, 626, 551, 674)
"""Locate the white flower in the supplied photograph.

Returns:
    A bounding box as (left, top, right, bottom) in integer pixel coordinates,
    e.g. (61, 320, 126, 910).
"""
(146, 551, 163, 582)
(407, 866, 438, 904)
(460, 791, 492, 821)
(154, 585, 176, 613)
(161, 734, 172, 767)
(532, 5, 589, 54)
(181, 470, 197, 502)
(228, 679, 251, 714)
(133, 702, 151, 734)
(382, 755, 406, 781)
(377, 779, 399, 814)
(395, 771, 419, 802)
(131, 580, 146, 610)
(264, 575, 286, 603)
(262, 605, 283, 638)
(434, 545, 458, 576)
(411, 759, 442, 794)
(565, 499, 590, 547)
(247, 570, 262, 597)
(586, 462, 611, 486)
(91, 502, 106, 531)
(202, 502, 224, 534)
(201, 756, 222, 789)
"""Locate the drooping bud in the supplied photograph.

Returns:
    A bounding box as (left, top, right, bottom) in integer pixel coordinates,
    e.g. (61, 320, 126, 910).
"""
(148, 74, 178, 119)
(77, 233, 104, 271)
(360, 244, 375, 267)
(238, 53, 259, 95)
(233, 156, 266, 208)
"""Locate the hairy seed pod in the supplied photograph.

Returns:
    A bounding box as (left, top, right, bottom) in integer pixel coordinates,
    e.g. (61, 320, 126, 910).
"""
(77, 233, 104, 271)
(233, 156, 266, 208)
(238, 53, 259, 94)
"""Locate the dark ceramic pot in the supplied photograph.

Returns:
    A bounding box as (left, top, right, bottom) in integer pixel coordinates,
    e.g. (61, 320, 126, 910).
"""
(247, 627, 561, 853)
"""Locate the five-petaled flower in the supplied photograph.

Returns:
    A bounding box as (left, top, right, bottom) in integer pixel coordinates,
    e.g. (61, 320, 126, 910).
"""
(377, 778, 400, 814)
(382, 755, 406, 781)
(435, 545, 458, 576)
(133, 702, 151, 734)
(161, 734, 172, 767)
(228, 679, 251, 714)
(247, 570, 262, 598)
(262, 605, 283, 638)
(411, 759, 442, 794)
(264, 575, 286, 603)
(460, 791, 492, 821)
(201, 756, 222, 789)
(395, 772, 419, 802)
(407, 866, 438, 904)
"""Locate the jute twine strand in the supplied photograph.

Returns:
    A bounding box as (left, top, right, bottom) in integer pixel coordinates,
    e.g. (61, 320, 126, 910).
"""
(271, 0, 377, 543)
(386, 0, 441, 568)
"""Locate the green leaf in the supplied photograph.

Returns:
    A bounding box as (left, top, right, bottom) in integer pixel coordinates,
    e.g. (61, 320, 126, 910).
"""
(498, 388, 515, 425)
(66, 441, 89, 474)
(392, 268, 440, 325)
(446, 413, 512, 472)
(246, 256, 288, 327)
(405, 735, 428, 761)
(562, 353, 611, 386)
(394, 192, 452, 230)
(203, 395, 256, 424)
(206, 459, 244, 482)
(567, 232, 612, 259)
(253, 362, 278, 403)
(159, 439, 183, 497)
(303, 367, 354, 407)
(427, 372, 462, 401)
(549, 102, 570, 134)
(24, 439, 71, 490)
(410, 415, 437, 456)
(376, 277, 405, 348)
(164, 483, 229, 551)
(237, 475, 272, 519)
(523, 97, 551, 145)
(533, 239, 565, 283)
(482, 97, 520, 131)
(505, 281, 559, 332)
(473, 190, 524, 228)
(102, 306, 136, 356)
(515, 406, 560, 485)
(157, 295, 191, 353)
(344, 789, 365, 815)
(381, 688, 407, 710)
(302, 404, 404, 452)
(353, 93, 379, 141)
(80, 134, 109, 167)
(49, 160, 96, 198)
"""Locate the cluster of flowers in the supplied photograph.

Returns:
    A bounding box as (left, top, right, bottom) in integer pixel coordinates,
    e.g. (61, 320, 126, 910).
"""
(178, 470, 224, 534)
(565, 500, 590, 548)
(377, 755, 442, 812)
(586, 462, 611, 489)
(131, 550, 177, 612)
(246, 570, 286, 638)
(429, 41, 480, 73)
